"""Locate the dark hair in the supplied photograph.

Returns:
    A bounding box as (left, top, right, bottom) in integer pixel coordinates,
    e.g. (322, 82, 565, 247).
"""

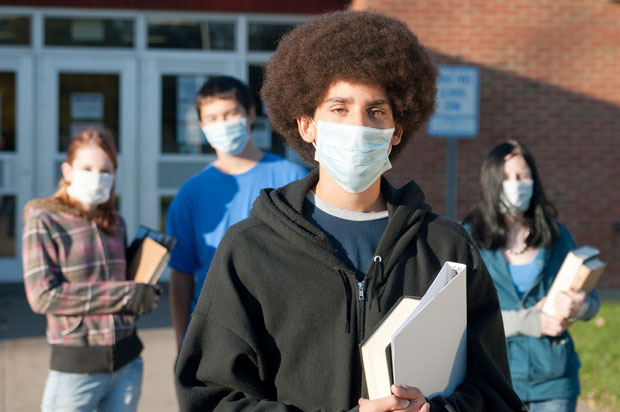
(195, 76, 255, 121)
(261, 10, 438, 164)
(464, 140, 559, 250)
(53, 128, 119, 235)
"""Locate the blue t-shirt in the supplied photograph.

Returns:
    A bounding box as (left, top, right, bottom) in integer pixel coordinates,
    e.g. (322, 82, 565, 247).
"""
(302, 192, 388, 281)
(167, 152, 308, 308)
(507, 249, 543, 298)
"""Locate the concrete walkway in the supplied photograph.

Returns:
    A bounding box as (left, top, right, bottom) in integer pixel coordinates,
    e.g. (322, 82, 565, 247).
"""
(0, 283, 176, 412)
(0, 283, 603, 412)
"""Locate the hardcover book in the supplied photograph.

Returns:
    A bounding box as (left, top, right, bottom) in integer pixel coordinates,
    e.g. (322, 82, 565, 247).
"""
(542, 245, 606, 319)
(126, 225, 177, 284)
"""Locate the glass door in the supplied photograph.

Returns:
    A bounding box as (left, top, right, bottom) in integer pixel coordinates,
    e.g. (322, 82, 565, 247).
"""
(37, 54, 139, 234)
(139, 56, 242, 234)
(0, 55, 33, 280)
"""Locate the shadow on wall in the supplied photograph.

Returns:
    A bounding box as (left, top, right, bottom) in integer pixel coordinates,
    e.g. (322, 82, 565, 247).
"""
(388, 52, 620, 288)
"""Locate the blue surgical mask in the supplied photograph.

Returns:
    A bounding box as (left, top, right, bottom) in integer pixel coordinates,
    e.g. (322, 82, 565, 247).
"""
(313, 120, 394, 193)
(499, 180, 533, 214)
(201, 117, 250, 155)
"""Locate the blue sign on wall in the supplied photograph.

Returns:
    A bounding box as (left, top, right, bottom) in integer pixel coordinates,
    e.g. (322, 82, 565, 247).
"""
(427, 65, 480, 138)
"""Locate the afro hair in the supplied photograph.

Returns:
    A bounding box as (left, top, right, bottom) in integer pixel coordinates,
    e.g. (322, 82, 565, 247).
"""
(261, 10, 438, 164)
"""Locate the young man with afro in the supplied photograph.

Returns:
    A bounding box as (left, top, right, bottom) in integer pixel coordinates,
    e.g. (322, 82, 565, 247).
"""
(175, 10, 525, 412)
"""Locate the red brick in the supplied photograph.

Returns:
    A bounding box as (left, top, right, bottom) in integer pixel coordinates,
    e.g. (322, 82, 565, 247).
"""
(351, 0, 620, 288)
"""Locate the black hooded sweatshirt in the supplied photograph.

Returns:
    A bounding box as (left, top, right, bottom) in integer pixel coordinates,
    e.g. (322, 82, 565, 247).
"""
(175, 171, 525, 412)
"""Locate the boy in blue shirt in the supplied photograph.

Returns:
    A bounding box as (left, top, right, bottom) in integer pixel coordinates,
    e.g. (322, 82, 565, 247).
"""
(166, 76, 307, 349)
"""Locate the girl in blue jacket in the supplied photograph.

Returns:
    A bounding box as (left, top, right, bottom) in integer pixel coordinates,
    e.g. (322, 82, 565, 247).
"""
(463, 140, 600, 412)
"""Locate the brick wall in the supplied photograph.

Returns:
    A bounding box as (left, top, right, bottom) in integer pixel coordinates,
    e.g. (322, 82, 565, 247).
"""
(351, 0, 620, 288)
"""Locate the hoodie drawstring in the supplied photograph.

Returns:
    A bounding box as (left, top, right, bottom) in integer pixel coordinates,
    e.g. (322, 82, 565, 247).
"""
(369, 255, 386, 311)
(338, 269, 352, 334)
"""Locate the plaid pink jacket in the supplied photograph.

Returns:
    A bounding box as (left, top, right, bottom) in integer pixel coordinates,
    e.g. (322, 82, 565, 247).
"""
(22, 199, 139, 347)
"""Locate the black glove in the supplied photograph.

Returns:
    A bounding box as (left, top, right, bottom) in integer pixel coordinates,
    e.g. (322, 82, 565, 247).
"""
(125, 284, 162, 315)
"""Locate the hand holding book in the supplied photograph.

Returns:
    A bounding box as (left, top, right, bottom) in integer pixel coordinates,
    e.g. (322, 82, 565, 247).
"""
(541, 245, 605, 320)
(358, 384, 429, 412)
(551, 288, 587, 320)
(126, 226, 177, 284)
(536, 298, 568, 337)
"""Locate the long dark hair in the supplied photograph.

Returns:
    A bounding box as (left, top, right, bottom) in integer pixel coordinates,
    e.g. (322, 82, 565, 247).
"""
(464, 140, 559, 250)
(53, 128, 119, 235)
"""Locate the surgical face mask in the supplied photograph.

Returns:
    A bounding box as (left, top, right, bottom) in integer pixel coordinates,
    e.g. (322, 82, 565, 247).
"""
(499, 180, 534, 215)
(66, 169, 115, 206)
(201, 117, 250, 155)
(313, 120, 394, 193)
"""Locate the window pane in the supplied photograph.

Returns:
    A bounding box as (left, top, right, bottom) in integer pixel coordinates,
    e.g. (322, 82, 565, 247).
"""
(58, 73, 119, 151)
(0, 195, 16, 257)
(0, 72, 16, 152)
(161, 74, 212, 154)
(248, 23, 297, 51)
(158, 160, 206, 189)
(45, 18, 133, 48)
(148, 20, 234, 50)
(160, 195, 173, 233)
(248, 64, 286, 156)
(0, 16, 30, 45)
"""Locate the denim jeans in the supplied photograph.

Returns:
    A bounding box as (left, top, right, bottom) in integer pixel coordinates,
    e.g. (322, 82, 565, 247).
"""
(527, 397, 577, 412)
(41, 356, 143, 412)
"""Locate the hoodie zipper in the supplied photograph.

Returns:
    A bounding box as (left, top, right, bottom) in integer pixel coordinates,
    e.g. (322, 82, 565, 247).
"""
(358, 281, 365, 300)
(337, 257, 384, 339)
(337, 270, 367, 337)
(357, 280, 366, 339)
(357, 254, 385, 341)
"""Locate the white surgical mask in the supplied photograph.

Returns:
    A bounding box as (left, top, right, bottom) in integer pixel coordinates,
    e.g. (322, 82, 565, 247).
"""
(313, 120, 394, 193)
(66, 170, 115, 206)
(201, 117, 250, 155)
(499, 180, 533, 214)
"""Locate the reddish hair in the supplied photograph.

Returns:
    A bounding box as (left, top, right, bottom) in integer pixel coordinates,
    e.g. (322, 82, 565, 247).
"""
(53, 128, 119, 235)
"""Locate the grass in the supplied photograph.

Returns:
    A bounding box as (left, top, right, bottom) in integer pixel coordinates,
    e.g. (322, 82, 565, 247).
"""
(571, 296, 620, 412)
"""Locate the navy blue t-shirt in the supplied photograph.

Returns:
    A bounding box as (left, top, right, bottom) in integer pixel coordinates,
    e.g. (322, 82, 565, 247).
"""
(302, 192, 388, 281)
